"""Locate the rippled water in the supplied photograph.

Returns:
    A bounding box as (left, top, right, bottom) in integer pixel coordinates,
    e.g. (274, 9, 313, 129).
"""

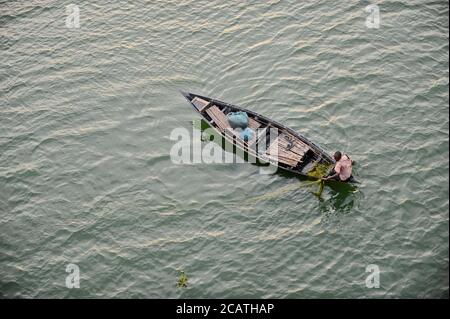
(1, 0, 448, 298)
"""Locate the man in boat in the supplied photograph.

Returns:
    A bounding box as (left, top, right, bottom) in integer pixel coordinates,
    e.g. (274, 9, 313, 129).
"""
(322, 151, 354, 182)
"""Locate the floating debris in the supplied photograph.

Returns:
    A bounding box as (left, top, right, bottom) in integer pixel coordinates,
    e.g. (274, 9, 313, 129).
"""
(177, 270, 188, 288)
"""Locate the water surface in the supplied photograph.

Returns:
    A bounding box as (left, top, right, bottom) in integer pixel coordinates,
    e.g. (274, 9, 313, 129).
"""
(0, 0, 448, 298)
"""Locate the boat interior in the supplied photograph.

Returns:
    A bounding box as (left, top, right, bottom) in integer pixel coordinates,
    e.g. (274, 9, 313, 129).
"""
(189, 95, 328, 174)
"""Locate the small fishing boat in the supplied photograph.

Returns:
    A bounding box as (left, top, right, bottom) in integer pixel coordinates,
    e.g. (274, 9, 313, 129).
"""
(181, 91, 353, 181)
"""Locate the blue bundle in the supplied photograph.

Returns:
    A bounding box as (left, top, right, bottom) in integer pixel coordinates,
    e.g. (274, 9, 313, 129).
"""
(227, 111, 249, 129)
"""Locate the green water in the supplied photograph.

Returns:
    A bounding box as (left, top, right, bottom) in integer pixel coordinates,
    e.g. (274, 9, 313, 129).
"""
(0, 0, 448, 298)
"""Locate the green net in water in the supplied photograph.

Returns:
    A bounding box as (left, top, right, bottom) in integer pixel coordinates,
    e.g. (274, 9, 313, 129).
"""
(307, 162, 333, 179)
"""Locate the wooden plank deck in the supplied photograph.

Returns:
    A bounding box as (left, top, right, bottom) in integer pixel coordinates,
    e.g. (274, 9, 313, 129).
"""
(275, 133, 309, 158)
(248, 117, 261, 130)
(206, 105, 230, 132)
(198, 104, 308, 167)
(265, 133, 309, 167)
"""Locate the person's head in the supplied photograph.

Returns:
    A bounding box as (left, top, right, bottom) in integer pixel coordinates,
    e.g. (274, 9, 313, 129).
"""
(334, 151, 342, 161)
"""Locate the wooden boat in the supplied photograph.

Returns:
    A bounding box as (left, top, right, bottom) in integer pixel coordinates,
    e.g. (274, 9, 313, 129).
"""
(181, 91, 339, 179)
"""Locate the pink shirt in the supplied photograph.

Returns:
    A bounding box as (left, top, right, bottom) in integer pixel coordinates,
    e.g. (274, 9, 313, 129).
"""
(335, 155, 352, 181)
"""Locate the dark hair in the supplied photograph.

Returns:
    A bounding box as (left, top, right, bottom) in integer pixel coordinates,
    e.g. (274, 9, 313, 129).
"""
(334, 151, 342, 161)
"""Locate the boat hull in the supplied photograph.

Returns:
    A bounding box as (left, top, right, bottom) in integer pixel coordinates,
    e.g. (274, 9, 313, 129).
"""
(181, 91, 350, 181)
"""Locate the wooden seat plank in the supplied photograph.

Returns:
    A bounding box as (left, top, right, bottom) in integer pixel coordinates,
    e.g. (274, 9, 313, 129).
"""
(191, 97, 209, 112)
